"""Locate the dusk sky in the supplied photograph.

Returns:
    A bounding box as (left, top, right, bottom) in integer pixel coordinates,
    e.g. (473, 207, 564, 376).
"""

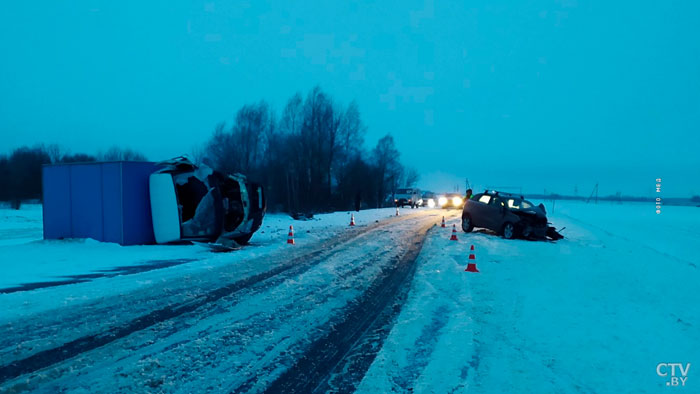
(1, 0, 698, 197)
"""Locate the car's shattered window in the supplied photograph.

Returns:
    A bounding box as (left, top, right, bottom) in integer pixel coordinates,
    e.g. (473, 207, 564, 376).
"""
(181, 188, 217, 238)
(174, 175, 209, 222)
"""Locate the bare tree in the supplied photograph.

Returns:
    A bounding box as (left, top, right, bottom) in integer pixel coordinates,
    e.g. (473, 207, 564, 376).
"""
(372, 134, 403, 207)
(205, 101, 274, 178)
(46, 144, 62, 164)
(200, 88, 411, 214)
(99, 146, 148, 161)
(403, 167, 420, 187)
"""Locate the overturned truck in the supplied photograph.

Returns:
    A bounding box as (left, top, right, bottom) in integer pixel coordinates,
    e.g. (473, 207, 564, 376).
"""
(150, 157, 266, 246)
(42, 158, 265, 246)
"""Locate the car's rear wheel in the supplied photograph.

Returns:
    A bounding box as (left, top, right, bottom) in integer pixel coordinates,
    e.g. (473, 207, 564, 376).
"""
(502, 222, 515, 239)
(462, 215, 474, 233)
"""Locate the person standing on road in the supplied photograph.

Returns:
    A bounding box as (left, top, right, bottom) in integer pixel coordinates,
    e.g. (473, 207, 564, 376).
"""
(465, 188, 473, 201)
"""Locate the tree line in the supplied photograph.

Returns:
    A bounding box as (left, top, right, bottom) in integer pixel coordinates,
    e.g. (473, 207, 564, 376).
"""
(200, 86, 418, 213)
(0, 145, 147, 208)
(2, 86, 418, 213)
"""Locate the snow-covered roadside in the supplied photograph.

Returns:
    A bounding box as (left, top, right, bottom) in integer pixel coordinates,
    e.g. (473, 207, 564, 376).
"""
(0, 205, 414, 321)
(0, 204, 43, 247)
(357, 202, 700, 393)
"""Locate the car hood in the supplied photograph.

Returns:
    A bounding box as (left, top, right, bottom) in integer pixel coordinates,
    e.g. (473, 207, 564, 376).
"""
(511, 206, 547, 219)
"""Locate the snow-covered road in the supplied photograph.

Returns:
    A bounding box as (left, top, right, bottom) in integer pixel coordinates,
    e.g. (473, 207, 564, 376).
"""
(1, 202, 698, 393)
(0, 207, 452, 392)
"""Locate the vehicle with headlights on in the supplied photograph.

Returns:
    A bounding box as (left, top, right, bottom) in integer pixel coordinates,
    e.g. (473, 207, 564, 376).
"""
(437, 192, 465, 209)
(421, 192, 436, 208)
(394, 188, 422, 208)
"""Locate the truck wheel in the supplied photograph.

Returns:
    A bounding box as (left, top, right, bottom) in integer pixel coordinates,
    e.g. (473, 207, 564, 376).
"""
(502, 222, 515, 239)
(462, 215, 474, 233)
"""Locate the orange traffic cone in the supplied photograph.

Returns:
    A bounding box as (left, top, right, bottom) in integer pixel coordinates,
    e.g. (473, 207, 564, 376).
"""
(287, 225, 295, 245)
(395, 207, 400, 216)
(350, 214, 356, 226)
(441, 216, 446, 228)
(465, 245, 479, 272)
(450, 224, 458, 241)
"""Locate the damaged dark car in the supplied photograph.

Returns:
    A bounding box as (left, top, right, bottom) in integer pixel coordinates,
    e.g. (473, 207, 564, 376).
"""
(149, 157, 266, 246)
(461, 190, 563, 240)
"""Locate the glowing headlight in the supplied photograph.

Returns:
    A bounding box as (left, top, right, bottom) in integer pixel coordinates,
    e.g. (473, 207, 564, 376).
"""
(417, 199, 423, 205)
(438, 197, 448, 206)
(452, 196, 463, 206)
(427, 198, 436, 208)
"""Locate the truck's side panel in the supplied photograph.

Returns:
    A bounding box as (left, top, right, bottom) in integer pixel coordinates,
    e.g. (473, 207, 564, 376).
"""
(42, 165, 72, 240)
(101, 162, 123, 244)
(42, 161, 159, 245)
(69, 164, 104, 240)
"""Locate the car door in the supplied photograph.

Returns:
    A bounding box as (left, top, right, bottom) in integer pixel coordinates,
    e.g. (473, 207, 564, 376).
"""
(469, 194, 490, 227)
(484, 196, 506, 231)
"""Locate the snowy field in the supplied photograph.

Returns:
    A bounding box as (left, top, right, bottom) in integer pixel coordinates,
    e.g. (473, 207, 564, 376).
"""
(357, 201, 700, 393)
(0, 201, 698, 393)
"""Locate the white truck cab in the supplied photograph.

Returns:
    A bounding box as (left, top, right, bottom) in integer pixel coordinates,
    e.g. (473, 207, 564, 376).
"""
(149, 157, 266, 245)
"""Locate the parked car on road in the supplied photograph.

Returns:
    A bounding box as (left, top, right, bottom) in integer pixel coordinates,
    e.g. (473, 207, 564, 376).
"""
(149, 157, 266, 246)
(461, 190, 563, 240)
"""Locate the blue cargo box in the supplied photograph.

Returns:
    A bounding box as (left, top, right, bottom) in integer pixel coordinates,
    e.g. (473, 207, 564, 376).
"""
(42, 161, 160, 245)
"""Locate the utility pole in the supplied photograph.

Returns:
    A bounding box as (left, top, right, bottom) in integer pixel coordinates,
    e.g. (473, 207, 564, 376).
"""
(587, 183, 599, 204)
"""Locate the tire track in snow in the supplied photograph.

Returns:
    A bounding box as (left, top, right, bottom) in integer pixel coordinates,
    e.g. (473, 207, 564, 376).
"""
(262, 217, 439, 394)
(389, 304, 451, 392)
(0, 218, 403, 360)
(0, 212, 434, 386)
(105, 242, 395, 393)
